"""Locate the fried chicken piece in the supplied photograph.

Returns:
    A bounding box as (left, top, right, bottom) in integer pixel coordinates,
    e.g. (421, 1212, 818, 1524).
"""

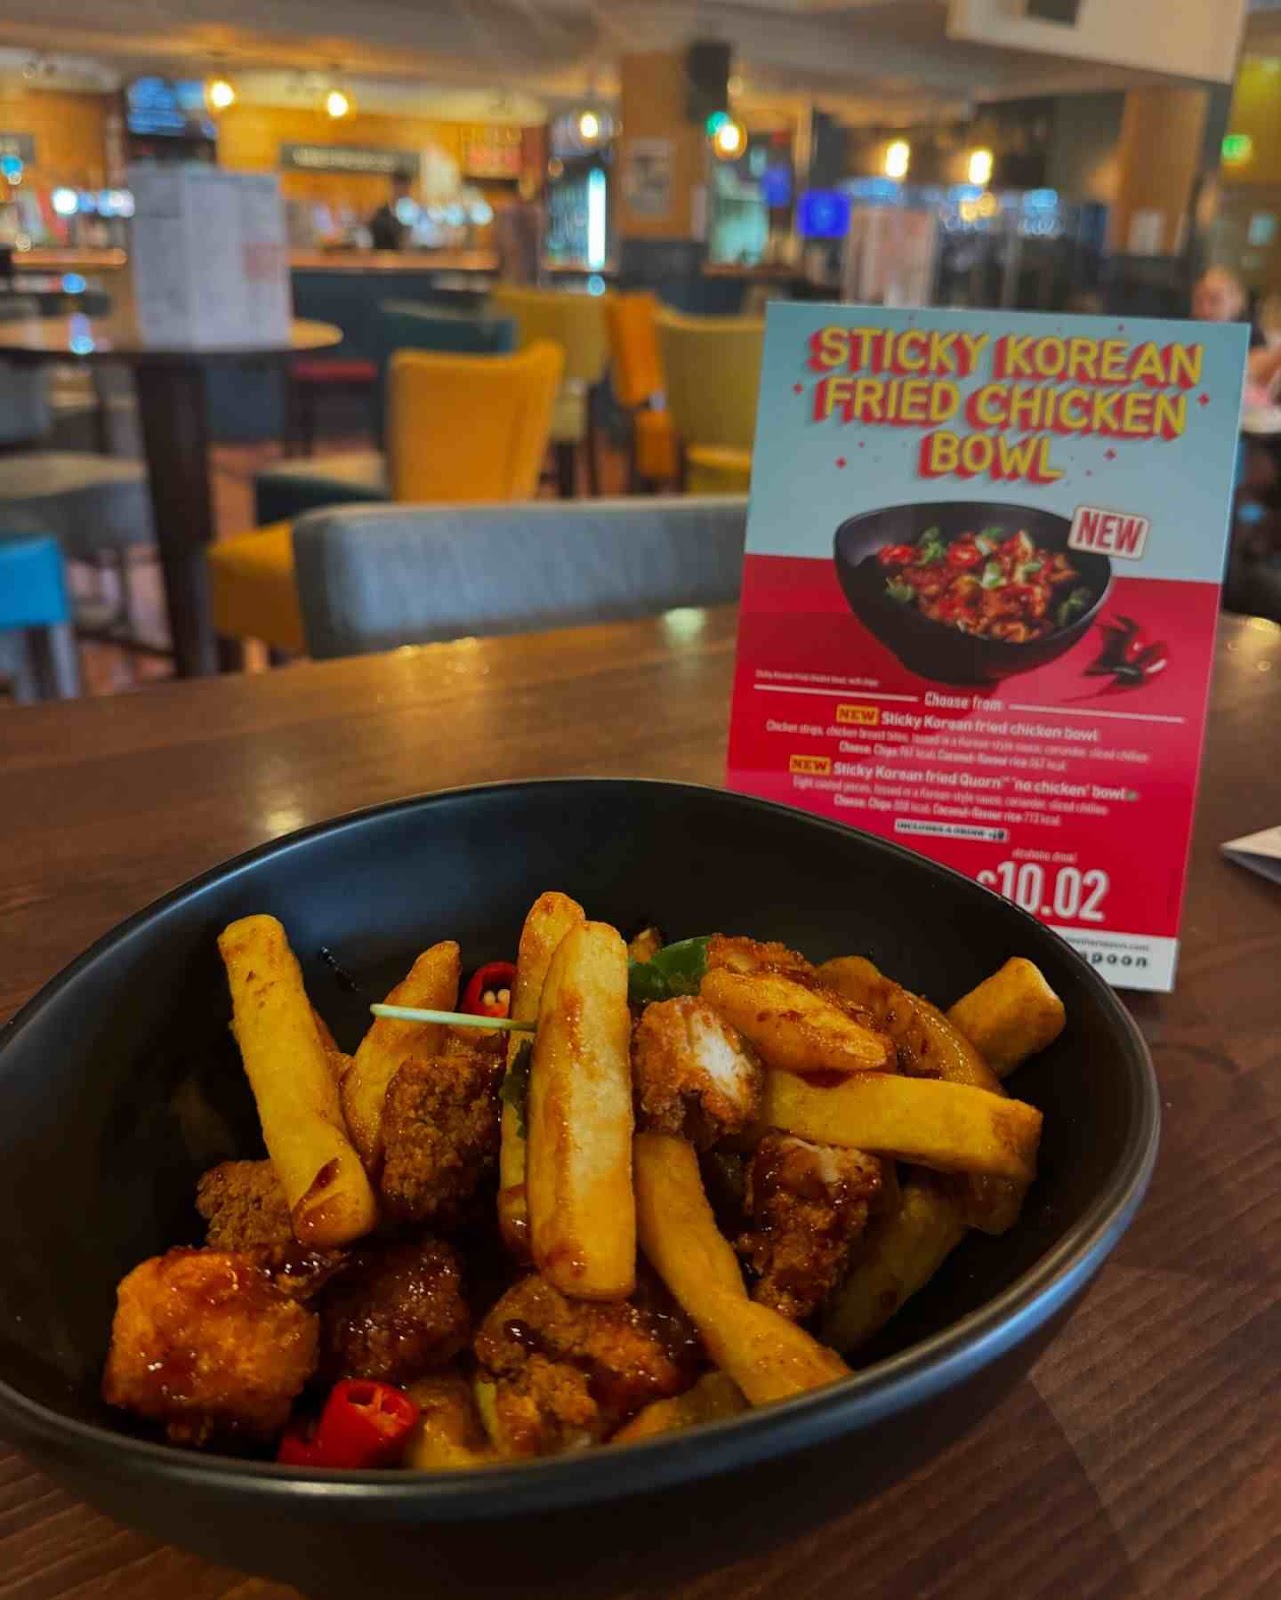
(737, 1134, 883, 1322)
(102, 1248, 318, 1447)
(473, 1274, 699, 1456)
(705, 934, 815, 980)
(196, 1160, 345, 1301)
(197, 1160, 293, 1253)
(632, 997, 763, 1146)
(379, 1038, 504, 1225)
(475, 1357, 598, 1458)
(320, 1237, 469, 1384)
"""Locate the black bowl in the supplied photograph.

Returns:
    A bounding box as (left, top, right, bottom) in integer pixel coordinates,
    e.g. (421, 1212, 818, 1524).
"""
(834, 501, 1112, 686)
(0, 780, 1156, 1599)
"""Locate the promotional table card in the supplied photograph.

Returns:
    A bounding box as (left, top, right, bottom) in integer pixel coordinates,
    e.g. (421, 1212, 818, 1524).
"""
(130, 165, 290, 349)
(728, 305, 1248, 991)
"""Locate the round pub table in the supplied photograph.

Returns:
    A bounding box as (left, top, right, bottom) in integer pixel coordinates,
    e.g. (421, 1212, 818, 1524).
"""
(0, 314, 340, 676)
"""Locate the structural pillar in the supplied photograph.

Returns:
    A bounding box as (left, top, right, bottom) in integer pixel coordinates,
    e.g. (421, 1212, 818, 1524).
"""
(616, 51, 707, 298)
(1108, 86, 1210, 257)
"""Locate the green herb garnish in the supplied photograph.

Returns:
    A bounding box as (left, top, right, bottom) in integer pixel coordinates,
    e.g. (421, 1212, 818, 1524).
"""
(976, 528, 1002, 553)
(885, 578, 914, 604)
(915, 526, 946, 566)
(499, 1038, 533, 1138)
(980, 559, 1006, 590)
(627, 935, 712, 1004)
(1015, 559, 1044, 581)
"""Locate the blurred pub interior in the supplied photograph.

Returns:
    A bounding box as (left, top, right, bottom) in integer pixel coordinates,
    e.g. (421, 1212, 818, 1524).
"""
(1, 0, 1279, 698)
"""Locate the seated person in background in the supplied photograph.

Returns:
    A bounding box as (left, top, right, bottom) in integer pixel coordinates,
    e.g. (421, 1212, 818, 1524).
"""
(1191, 267, 1281, 400)
(370, 174, 413, 252)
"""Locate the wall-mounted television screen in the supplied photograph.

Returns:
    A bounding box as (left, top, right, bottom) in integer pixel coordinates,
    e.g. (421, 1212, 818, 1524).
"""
(125, 78, 216, 141)
(796, 188, 852, 240)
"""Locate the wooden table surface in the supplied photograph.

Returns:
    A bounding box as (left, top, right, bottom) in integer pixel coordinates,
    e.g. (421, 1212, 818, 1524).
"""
(3, 607, 1280, 1600)
(0, 314, 340, 363)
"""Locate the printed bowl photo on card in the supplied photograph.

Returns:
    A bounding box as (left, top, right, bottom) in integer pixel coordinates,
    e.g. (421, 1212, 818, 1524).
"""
(833, 501, 1112, 686)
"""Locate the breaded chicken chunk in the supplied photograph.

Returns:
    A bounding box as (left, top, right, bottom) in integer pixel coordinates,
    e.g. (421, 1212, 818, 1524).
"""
(737, 1134, 883, 1322)
(632, 997, 762, 1146)
(320, 1237, 469, 1384)
(379, 1038, 504, 1226)
(196, 1159, 345, 1301)
(102, 1248, 318, 1446)
(197, 1160, 293, 1253)
(474, 1274, 698, 1456)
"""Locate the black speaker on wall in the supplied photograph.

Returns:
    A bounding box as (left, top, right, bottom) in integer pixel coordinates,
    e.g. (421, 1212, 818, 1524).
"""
(810, 112, 849, 190)
(1026, 0, 1081, 22)
(686, 40, 731, 125)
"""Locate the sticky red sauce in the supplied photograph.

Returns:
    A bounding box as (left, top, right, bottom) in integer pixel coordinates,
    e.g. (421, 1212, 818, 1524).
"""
(792, 1069, 849, 1090)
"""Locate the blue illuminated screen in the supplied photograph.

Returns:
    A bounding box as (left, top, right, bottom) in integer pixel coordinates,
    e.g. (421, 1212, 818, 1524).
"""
(126, 78, 216, 140)
(797, 189, 851, 239)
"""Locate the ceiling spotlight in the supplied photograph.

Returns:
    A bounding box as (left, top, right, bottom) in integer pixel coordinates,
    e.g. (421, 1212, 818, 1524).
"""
(712, 116, 747, 160)
(206, 77, 237, 113)
(577, 109, 601, 142)
(325, 87, 353, 120)
(967, 147, 994, 187)
(884, 139, 910, 180)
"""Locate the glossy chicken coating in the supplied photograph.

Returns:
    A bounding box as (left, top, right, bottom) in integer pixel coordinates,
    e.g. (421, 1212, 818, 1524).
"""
(379, 1037, 504, 1225)
(320, 1237, 469, 1385)
(101, 1248, 318, 1446)
(632, 996, 762, 1147)
(196, 1159, 346, 1301)
(738, 1135, 883, 1321)
(473, 1274, 699, 1456)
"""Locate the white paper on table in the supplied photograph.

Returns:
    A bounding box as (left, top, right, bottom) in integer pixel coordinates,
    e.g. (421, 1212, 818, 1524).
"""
(1221, 826, 1281, 885)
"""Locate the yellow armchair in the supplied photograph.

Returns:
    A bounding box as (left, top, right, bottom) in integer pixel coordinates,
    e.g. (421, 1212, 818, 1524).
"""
(491, 284, 610, 495)
(209, 340, 564, 658)
(655, 308, 764, 495)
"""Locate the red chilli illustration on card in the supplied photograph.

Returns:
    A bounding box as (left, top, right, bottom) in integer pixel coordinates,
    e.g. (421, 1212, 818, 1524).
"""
(727, 306, 1248, 992)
